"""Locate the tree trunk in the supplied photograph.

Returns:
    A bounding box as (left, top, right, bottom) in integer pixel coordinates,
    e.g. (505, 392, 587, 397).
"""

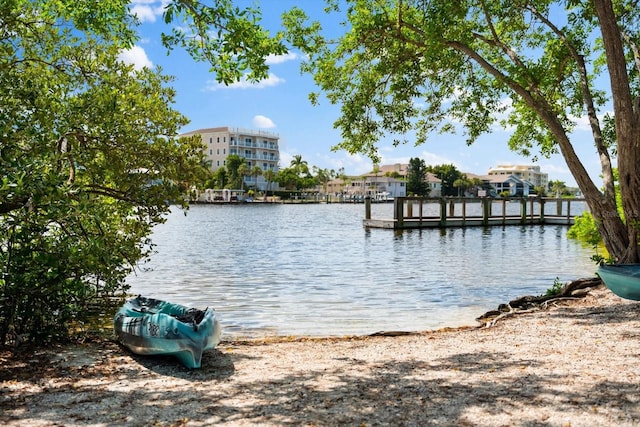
(594, 0, 640, 263)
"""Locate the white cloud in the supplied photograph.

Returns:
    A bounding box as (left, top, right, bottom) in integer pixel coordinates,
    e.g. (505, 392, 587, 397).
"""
(420, 151, 462, 168)
(266, 52, 300, 65)
(130, 0, 168, 23)
(538, 162, 570, 175)
(118, 45, 153, 70)
(279, 151, 294, 168)
(205, 73, 286, 91)
(252, 115, 276, 129)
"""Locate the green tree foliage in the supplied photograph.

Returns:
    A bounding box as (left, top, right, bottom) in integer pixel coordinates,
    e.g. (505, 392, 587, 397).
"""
(282, 0, 640, 263)
(237, 162, 249, 191)
(275, 154, 324, 190)
(224, 154, 246, 189)
(290, 154, 311, 178)
(549, 180, 569, 197)
(207, 167, 229, 189)
(273, 155, 318, 191)
(161, 0, 287, 84)
(533, 186, 547, 196)
(313, 166, 336, 194)
(0, 2, 211, 345)
(276, 167, 301, 190)
(568, 212, 603, 249)
(453, 177, 472, 197)
(406, 158, 430, 196)
(250, 165, 263, 191)
(263, 169, 278, 198)
(427, 164, 464, 197)
(0, 0, 286, 346)
(568, 169, 622, 254)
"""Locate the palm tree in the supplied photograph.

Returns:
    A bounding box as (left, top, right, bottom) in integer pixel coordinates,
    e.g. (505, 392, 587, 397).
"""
(263, 169, 277, 201)
(237, 163, 249, 191)
(290, 154, 309, 178)
(313, 167, 334, 195)
(250, 165, 263, 192)
(549, 180, 567, 198)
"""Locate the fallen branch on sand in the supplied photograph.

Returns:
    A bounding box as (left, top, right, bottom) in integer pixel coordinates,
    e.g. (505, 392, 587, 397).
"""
(477, 276, 603, 327)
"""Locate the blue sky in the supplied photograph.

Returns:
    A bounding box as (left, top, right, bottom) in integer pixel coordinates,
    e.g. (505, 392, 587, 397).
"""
(120, 1, 610, 188)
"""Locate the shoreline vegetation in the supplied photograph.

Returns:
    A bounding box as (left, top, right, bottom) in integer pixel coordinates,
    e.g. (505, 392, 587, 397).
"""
(3, 278, 640, 426)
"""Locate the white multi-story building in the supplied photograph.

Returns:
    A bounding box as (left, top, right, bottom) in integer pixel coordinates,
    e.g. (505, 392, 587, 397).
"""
(180, 126, 279, 191)
(487, 164, 548, 188)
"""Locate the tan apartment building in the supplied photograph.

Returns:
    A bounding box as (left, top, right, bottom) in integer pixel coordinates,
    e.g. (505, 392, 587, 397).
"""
(180, 126, 280, 191)
(487, 164, 548, 188)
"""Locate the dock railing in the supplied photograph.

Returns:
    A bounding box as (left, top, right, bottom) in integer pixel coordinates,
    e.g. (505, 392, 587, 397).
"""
(364, 196, 587, 229)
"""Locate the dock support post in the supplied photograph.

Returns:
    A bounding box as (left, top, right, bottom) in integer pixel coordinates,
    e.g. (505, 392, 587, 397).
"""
(482, 198, 490, 226)
(365, 196, 371, 220)
(540, 198, 545, 222)
(530, 197, 535, 221)
(521, 198, 527, 224)
(462, 199, 467, 226)
(395, 198, 404, 228)
(440, 198, 447, 227)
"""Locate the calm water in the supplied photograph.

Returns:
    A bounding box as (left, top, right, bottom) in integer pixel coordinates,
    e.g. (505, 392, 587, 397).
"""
(127, 203, 597, 339)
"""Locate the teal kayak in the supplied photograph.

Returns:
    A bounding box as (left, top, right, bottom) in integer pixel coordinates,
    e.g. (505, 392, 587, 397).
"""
(114, 296, 222, 368)
(597, 264, 640, 301)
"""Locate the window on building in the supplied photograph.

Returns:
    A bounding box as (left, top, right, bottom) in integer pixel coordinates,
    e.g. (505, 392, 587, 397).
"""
(217, 137, 219, 143)
(209, 149, 212, 155)
(209, 137, 212, 144)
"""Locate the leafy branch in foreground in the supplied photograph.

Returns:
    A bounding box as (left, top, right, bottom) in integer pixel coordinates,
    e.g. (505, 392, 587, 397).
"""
(0, 4, 207, 346)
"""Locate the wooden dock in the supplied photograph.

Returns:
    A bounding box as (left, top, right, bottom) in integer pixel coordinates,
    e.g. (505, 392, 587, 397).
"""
(363, 197, 586, 229)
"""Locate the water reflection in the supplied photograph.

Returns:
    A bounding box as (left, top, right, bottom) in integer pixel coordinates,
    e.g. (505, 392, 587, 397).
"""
(127, 203, 596, 338)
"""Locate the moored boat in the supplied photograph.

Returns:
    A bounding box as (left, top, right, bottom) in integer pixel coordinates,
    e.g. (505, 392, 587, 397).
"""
(597, 264, 640, 301)
(114, 295, 222, 368)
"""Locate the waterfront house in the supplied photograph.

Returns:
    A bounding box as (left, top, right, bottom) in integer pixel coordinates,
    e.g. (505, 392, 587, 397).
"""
(360, 172, 407, 199)
(477, 174, 534, 196)
(376, 163, 442, 196)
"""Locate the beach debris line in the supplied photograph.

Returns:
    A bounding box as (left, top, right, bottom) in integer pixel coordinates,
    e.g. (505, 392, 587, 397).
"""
(477, 276, 603, 327)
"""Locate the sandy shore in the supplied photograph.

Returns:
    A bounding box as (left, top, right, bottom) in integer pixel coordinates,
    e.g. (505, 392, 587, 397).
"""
(1, 284, 640, 426)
